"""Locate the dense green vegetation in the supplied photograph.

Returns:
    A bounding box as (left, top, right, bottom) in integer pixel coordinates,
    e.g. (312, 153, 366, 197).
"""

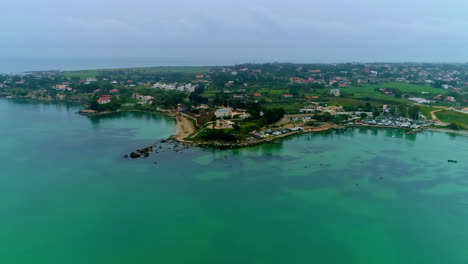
(196, 129, 239, 142)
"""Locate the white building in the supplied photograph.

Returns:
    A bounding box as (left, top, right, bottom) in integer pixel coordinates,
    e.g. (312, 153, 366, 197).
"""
(408, 97, 433, 104)
(215, 108, 233, 118)
(152, 82, 197, 93)
(329, 89, 341, 97)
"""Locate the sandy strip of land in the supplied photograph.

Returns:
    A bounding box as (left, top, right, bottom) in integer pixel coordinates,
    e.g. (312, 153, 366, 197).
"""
(426, 127, 468, 136)
(172, 114, 196, 141)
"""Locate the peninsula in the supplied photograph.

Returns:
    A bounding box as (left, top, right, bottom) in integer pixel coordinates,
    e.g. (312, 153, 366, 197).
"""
(1, 63, 467, 148)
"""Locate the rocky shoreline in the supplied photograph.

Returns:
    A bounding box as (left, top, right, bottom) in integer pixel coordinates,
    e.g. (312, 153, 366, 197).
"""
(124, 138, 192, 159)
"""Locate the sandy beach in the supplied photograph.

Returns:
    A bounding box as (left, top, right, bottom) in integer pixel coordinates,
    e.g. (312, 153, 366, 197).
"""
(172, 113, 196, 141)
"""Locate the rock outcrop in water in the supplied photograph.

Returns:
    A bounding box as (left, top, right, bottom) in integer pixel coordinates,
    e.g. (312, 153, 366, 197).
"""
(129, 152, 141, 159)
(124, 139, 190, 159)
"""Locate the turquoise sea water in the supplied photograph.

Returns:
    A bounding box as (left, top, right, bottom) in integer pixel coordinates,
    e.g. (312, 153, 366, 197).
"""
(1, 98, 468, 263)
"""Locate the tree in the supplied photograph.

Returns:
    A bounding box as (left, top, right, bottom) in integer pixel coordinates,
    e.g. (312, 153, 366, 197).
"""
(263, 108, 285, 125)
(360, 113, 368, 119)
(246, 102, 262, 119)
(314, 112, 333, 122)
(448, 122, 464, 130)
(363, 102, 372, 112)
(200, 129, 238, 142)
(89, 99, 99, 110)
(408, 105, 420, 120)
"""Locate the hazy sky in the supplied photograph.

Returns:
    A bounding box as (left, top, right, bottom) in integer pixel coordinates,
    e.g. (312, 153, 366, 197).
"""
(2, 0, 468, 63)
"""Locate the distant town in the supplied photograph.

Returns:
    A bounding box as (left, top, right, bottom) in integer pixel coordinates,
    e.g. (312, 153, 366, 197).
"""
(1, 62, 467, 147)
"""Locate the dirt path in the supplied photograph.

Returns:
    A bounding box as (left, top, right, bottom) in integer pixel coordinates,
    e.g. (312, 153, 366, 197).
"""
(430, 109, 442, 122)
(430, 109, 450, 126)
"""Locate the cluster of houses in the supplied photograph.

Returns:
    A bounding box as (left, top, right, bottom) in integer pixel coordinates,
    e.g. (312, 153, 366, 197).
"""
(299, 105, 344, 114)
(457, 107, 468, 114)
(289, 75, 349, 87)
(351, 117, 433, 129)
(410, 95, 457, 104)
(250, 127, 304, 139)
(84, 78, 98, 84)
(52, 84, 73, 91)
(152, 82, 197, 93)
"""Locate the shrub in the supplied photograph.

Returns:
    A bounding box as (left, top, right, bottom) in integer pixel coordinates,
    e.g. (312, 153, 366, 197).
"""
(447, 122, 464, 130)
(199, 129, 238, 142)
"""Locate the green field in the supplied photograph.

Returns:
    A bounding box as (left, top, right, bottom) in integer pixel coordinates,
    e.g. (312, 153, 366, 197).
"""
(327, 97, 403, 108)
(435, 110, 468, 128)
(64, 66, 210, 79)
(337, 82, 448, 107)
(257, 89, 289, 95)
(344, 82, 447, 96)
(263, 101, 308, 113)
(372, 82, 448, 94)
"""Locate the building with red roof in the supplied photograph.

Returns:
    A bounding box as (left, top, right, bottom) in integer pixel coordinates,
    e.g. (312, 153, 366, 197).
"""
(97, 95, 111, 104)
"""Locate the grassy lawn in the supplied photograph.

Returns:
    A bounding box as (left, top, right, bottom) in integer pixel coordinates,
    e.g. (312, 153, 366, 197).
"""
(343, 82, 448, 96)
(372, 82, 448, 94)
(435, 110, 468, 128)
(341, 85, 381, 97)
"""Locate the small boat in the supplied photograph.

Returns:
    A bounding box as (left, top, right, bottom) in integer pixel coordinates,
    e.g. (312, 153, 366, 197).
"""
(448, 160, 458, 163)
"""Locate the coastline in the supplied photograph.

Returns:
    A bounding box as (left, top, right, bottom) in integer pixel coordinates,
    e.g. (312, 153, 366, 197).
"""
(170, 122, 468, 150)
(426, 127, 468, 136)
(3, 97, 467, 150)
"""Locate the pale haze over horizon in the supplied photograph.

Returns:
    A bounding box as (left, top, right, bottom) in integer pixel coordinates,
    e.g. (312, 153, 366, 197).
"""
(3, 0, 468, 64)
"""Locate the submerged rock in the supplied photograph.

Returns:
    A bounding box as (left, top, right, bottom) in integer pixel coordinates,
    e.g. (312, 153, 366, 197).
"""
(130, 152, 141, 159)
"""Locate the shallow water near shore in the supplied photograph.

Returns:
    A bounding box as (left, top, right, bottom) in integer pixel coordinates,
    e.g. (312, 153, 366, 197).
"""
(1, 98, 468, 264)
